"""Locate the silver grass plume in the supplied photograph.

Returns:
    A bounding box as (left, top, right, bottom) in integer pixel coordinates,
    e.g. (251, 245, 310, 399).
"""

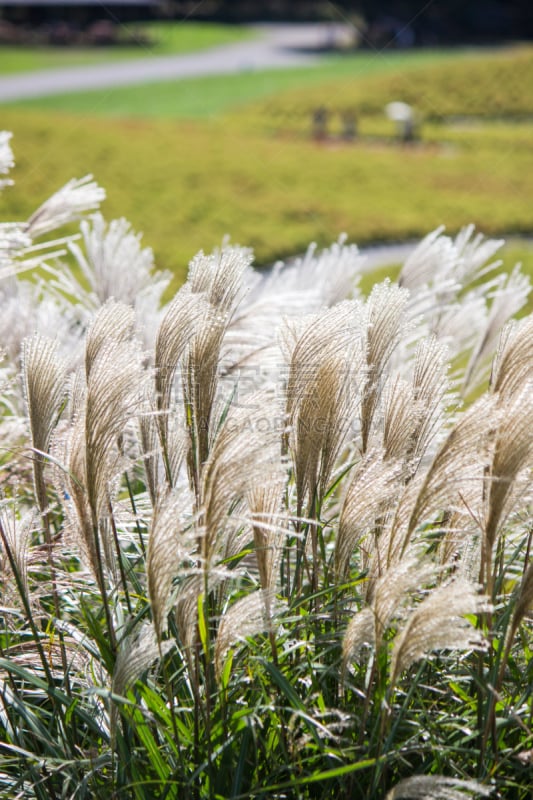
(139, 400, 160, 509)
(463, 266, 530, 394)
(406, 395, 496, 550)
(342, 559, 435, 675)
(187, 243, 252, 312)
(0, 499, 35, 608)
(490, 315, 533, 401)
(284, 301, 360, 515)
(26, 176, 105, 239)
(367, 475, 425, 592)
(383, 338, 450, 470)
(85, 339, 143, 525)
(21, 334, 67, 522)
(154, 286, 208, 485)
(60, 412, 99, 578)
(0, 225, 32, 280)
(214, 590, 279, 680)
(111, 621, 173, 738)
(0, 131, 14, 190)
(248, 468, 287, 598)
(360, 281, 409, 453)
(85, 300, 135, 381)
(183, 245, 252, 493)
(390, 578, 489, 687)
(483, 387, 533, 591)
(147, 490, 197, 643)
(71, 214, 162, 305)
(385, 775, 492, 799)
(202, 394, 282, 567)
(454, 224, 504, 285)
(268, 236, 363, 308)
(336, 451, 401, 582)
(399, 226, 456, 291)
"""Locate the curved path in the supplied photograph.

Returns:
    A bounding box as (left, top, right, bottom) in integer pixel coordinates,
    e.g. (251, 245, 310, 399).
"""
(0, 23, 346, 102)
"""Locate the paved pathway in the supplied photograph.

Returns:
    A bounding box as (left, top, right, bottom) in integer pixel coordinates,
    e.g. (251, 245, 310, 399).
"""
(0, 23, 346, 102)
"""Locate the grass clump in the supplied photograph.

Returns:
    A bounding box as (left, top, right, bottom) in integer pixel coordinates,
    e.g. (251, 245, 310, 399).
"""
(1, 133, 533, 799)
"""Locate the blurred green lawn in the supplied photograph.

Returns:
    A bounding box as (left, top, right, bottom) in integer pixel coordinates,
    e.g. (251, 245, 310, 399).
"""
(2, 42, 533, 292)
(0, 22, 252, 75)
(5, 49, 466, 117)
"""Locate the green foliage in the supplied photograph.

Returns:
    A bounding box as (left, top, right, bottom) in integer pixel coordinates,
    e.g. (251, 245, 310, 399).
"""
(2, 106, 533, 291)
(238, 46, 533, 131)
(2, 46, 533, 289)
(5, 49, 460, 117)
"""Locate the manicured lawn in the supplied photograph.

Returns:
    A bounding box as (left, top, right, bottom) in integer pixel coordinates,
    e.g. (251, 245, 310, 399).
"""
(3, 106, 532, 293)
(2, 46, 532, 291)
(4, 48, 467, 117)
(0, 21, 252, 75)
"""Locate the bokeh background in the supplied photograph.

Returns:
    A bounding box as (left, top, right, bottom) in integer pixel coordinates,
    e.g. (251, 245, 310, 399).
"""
(1, 0, 533, 290)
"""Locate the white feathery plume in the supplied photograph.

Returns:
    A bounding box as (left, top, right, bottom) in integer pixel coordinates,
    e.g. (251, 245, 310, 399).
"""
(367, 475, 425, 591)
(371, 559, 436, 644)
(0, 500, 35, 605)
(85, 299, 135, 381)
(0, 131, 14, 190)
(111, 621, 173, 738)
(453, 224, 504, 285)
(284, 300, 361, 513)
(154, 286, 209, 480)
(0, 224, 33, 280)
(360, 281, 410, 452)
(147, 490, 196, 642)
(463, 265, 530, 394)
(336, 451, 401, 581)
(26, 176, 105, 239)
(55, 410, 99, 578)
(187, 243, 252, 312)
(490, 314, 533, 401)
(0, 278, 82, 368)
(85, 339, 143, 523)
(21, 335, 67, 517)
(483, 387, 533, 585)
(264, 236, 363, 308)
(342, 559, 436, 674)
(386, 775, 492, 800)
(341, 607, 375, 670)
(214, 590, 279, 680)
(202, 394, 283, 566)
(383, 337, 451, 470)
(399, 226, 456, 291)
(248, 467, 287, 597)
(390, 578, 489, 686)
(139, 401, 161, 509)
(406, 395, 496, 547)
(221, 237, 363, 394)
(183, 244, 251, 487)
(57, 214, 171, 335)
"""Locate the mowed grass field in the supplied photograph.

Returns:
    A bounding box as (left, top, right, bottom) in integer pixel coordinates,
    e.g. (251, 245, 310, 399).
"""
(2, 42, 533, 289)
(0, 22, 252, 74)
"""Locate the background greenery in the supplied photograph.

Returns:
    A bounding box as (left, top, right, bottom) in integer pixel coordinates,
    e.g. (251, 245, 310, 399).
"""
(2, 34, 533, 289)
(0, 22, 252, 75)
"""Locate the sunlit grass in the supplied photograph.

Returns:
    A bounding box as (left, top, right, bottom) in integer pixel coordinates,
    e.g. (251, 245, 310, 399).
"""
(4, 48, 466, 117)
